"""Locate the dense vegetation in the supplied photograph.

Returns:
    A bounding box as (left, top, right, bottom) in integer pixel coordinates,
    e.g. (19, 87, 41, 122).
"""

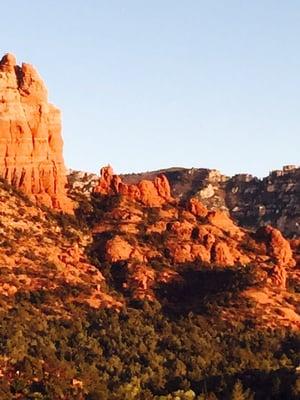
(1, 187, 299, 399)
(0, 293, 299, 399)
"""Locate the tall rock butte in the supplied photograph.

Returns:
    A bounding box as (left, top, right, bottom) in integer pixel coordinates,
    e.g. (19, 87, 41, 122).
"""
(0, 53, 72, 212)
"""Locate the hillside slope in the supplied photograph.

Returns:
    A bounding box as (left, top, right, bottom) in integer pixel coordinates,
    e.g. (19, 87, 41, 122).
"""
(69, 164, 300, 237)
(0, 177, 120, 312)
(0, 171, 299, 398)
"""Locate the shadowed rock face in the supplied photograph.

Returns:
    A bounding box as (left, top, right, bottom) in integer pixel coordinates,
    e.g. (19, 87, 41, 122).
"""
(0, 53, 72, 212)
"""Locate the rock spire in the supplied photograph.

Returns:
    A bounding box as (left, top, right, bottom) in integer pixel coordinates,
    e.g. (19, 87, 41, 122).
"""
(0, 53, 72, 212)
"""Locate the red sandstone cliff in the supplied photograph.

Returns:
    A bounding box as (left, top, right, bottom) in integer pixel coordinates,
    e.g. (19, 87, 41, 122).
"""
(0, 53, 72, 212)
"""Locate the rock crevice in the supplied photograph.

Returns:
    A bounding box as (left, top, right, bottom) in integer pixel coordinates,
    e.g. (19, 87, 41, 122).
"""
(0, 53, 72, 212)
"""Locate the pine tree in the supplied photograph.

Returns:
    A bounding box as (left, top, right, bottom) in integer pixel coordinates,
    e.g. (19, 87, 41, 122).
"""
(230, 380, 254, 400)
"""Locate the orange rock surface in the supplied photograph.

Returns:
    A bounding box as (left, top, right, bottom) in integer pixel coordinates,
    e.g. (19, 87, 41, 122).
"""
(212, 241, 235, 266)
(0, 53, 72, 212)
(255, 225, 295, 289)
(188, 198, 208, 218)
(207, 210, 244, 239)
(106, 235, 135, 263)
(0, 178, 121, 310)
(1, 159, 299, 329)
(94, 165, 173, 207)
(255, 226, 295, 269)
(91, 173, 297, 301)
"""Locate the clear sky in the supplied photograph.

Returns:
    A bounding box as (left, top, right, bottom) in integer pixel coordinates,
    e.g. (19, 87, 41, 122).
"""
(1, 1, 299, 177)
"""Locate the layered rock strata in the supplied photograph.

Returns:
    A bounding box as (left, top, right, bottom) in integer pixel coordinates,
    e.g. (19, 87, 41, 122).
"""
(0, 53, 72, 212)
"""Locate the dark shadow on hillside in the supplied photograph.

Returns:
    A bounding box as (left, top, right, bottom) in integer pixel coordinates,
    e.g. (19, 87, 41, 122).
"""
(73, 192, 122, 228)
(155, 265, 260, 317)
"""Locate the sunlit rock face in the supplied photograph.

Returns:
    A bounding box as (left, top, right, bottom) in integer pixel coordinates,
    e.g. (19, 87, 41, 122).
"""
(0, 53, 72, 212)
(91, 171, 297, 302)
(68, 165, 300, 237)
(93, 165, 174, 207)
(121, 166, 300, 238)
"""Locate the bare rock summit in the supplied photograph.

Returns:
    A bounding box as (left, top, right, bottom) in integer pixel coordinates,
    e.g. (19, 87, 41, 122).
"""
(0, 53, 72, 212)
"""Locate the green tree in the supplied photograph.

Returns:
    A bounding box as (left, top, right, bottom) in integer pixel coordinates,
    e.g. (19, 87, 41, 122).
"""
(230, 380, 254, 400)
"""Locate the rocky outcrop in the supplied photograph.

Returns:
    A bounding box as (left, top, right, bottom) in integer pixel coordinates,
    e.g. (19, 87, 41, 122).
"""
(254, 225, 295, 289)
(119, 166, 299, 238)
(255, 225, 295, 268)
(93, 165, 173, 207)
(224, 166, 300, 238)
(68, 165, 299, 237)
(67, 169, 98, 197)
(0, 53, 72, 212)
(188, 198, 208, 218)
(91, 173, 297, 301)
(106, 235, 135, 263)
(0, 178, 121, 310)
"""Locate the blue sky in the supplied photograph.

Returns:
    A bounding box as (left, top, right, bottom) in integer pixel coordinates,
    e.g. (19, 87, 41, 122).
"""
(1, 1, 299, 177)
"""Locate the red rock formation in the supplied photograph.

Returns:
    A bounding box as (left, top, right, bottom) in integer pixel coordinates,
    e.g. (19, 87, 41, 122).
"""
(92, 169, 298, 297)
(255, 225, 295, 289)
(255, 226, 295, 268)
(188, 198, 208, 218)
(169, 221, 194, 240)
(271, 264, 288, 290)
(105, 235, 134, 263)
(207, 210, 243, 239)
(94, 165, 173, 207)
(212, 241, 235, 266)
(0, 53, 72, 212)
